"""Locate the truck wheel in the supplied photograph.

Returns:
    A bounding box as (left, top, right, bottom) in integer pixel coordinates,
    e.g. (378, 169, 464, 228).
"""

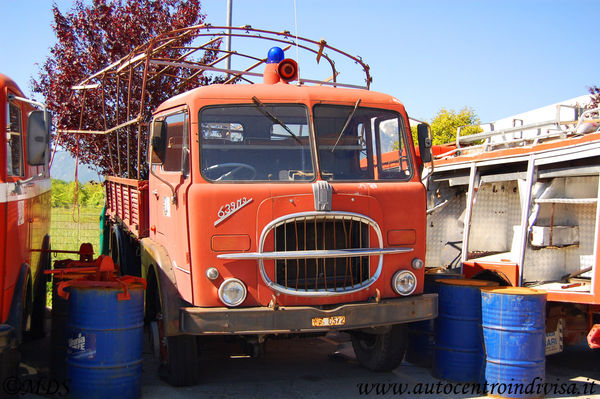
(146, 272, 199, 386)
(29, 238, 51, 339)
(21, 279, 33, 342)
(351, 324, 408, 371)
(28, 277, 47, 339)
(159, 334, 200, 387)
(109, 227, 121, 273)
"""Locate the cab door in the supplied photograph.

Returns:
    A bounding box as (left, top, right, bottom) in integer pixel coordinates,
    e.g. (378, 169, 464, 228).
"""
(148, 108, 193, 301)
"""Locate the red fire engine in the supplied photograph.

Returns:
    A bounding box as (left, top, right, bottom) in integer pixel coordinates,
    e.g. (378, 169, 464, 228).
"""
(63, 26, 436, 386)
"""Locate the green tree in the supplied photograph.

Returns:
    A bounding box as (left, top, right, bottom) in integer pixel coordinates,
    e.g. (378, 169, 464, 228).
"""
(81, 182, 105, 208)
(51, 179, 105, 208)
(412, 107, 483, 145)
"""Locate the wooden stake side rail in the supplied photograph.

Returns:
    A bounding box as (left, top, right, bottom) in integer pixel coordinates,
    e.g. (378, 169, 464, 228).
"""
(105, 176, 149, 238)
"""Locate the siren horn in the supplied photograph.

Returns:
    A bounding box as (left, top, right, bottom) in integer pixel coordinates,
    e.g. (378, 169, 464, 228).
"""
(277, 59, 298, 83)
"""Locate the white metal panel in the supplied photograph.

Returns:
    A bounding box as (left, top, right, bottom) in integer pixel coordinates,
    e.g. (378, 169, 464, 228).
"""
(425, 192, 465, 268)
(469, 181, 520, 253)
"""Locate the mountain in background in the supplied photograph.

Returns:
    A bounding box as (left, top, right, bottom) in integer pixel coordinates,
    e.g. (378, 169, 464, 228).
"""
(50, 150, 103, 183)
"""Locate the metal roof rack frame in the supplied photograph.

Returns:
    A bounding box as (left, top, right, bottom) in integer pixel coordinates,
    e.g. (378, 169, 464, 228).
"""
(58, 25, 373, 178)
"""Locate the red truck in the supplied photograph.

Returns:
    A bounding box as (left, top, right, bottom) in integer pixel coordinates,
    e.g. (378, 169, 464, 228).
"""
(65, 26, 436, 386)
(0, 73, 51, 351)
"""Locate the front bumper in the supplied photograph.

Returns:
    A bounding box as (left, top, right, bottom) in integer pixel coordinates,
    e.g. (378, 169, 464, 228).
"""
(179, 293, 437, 335)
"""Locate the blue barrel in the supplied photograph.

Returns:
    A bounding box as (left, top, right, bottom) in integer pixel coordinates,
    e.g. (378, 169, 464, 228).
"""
(433, 279, 497, 382)
(406, 271, 461, 367)
(481, 287, 546, 398)
(66, 278, 145, 399)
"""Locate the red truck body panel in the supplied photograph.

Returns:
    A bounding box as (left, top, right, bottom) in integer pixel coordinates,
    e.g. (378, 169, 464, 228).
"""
(0, 73, 51, 324)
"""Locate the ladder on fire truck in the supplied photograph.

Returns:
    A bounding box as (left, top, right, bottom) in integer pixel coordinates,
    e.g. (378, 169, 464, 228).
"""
(435, 105, 600, 160)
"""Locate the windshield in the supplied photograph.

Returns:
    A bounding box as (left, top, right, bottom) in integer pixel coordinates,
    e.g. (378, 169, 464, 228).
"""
(200, 104, 313, 182)
(313, 105, 412, 181)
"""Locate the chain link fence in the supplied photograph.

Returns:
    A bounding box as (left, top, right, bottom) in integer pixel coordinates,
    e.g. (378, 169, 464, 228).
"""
(50, 206, 103, 262)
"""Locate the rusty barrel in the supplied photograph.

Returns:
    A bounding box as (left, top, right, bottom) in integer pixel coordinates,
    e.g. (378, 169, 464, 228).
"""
(405, 270, 461, 367)
(65, 277, 145, 399)
(481, 287, 546, 398)
(433, 279, 498, 382)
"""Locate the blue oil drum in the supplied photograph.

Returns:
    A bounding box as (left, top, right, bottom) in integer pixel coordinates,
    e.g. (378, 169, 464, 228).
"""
(65, 277, 145, 399)
(433, 279, 498, 382)
(406, 270, 461, 367)
(481, 287, 546, 399)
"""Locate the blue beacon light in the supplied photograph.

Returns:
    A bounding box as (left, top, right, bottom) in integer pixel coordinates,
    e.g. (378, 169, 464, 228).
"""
(267, 47, 285, 64)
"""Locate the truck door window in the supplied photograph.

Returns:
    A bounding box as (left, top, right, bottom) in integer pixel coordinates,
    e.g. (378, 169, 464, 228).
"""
(6, 102, 23, 176)
(160, 112, 188, 173)
(200, 104, 313, 182)
(314, 105, 412, 181)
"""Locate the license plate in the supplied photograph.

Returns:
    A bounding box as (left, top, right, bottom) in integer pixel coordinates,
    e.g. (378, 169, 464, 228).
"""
(312, 315, 346, 327)
(545, 319, 563, 355)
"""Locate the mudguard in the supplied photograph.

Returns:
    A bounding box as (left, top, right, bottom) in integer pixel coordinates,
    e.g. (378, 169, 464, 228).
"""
(140, 238, 188, 336)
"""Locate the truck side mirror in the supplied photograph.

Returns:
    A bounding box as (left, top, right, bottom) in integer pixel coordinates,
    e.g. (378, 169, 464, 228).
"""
(151, 119, 166, 164)
(26, 110, 51, 166)
(417, 123, 432, 163)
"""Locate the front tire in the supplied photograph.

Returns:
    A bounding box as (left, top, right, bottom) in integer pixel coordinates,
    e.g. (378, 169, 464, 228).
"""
(351, 324, 408, 371)
(146, 271, 199, 386)
(159, 335, 200, 387)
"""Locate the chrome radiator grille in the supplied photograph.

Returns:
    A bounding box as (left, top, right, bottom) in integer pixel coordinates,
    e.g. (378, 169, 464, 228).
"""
(268, 214, 371, 292)
(265, 213, 380, 292)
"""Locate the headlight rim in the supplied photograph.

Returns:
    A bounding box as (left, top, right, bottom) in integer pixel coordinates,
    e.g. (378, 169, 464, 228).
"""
(392, 270, 417, 296)
(218, 277, 247, 307)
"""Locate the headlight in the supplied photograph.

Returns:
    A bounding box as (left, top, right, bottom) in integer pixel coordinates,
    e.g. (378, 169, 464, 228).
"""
(218, 278, 247, 307)
(392, 270, 417, 296)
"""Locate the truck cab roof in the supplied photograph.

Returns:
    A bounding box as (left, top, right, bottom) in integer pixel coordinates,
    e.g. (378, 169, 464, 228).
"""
(0, 73, 25, 97)
(155, 83, 407, 115)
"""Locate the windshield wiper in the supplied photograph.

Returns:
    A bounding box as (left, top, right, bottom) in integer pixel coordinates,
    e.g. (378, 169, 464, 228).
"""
(331, 99, 361, 153)
(252, 96, 302, 145)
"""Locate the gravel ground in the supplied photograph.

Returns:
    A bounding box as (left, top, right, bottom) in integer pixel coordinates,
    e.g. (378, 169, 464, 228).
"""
(14, 324, 600, 399)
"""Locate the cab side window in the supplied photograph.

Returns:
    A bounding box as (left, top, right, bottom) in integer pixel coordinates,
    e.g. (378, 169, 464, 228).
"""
(7, 102, 23, 176)
(162, 112, 188, 173)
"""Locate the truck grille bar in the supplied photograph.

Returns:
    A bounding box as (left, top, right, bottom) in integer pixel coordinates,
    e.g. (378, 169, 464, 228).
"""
(274, 215, 370, 291)
(218, 211, 413, 297)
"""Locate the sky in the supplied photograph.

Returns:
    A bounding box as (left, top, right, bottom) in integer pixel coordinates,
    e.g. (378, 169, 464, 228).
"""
(1, 0, 599, 124)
